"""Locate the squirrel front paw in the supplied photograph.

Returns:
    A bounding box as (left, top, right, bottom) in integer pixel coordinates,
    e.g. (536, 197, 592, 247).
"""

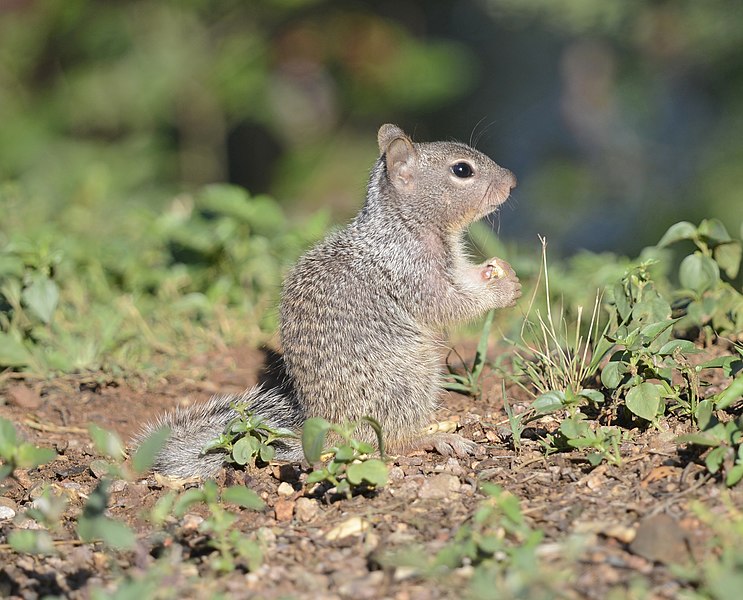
(422, 432, 482, 458)
(480, 257, 521, 307)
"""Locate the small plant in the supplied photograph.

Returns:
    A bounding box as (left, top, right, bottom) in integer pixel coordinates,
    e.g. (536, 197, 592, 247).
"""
(302, 417, 389, 499)
(656, 218, 743, 336)
(167, 479, 265, 572)
(511, 237, 612, 411)
(386, 484, 564, 598)
(444, 309, 495, 398)
(202, 401, 297, 467)
(0, 417, 56, 481)
(540, 412, 623, 466)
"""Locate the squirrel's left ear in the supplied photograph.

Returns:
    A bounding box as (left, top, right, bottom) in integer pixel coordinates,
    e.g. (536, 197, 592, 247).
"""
(378, 124, 417, 191)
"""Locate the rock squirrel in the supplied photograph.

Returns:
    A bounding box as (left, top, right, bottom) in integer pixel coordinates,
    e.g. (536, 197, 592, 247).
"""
(138, 124, 521, 478)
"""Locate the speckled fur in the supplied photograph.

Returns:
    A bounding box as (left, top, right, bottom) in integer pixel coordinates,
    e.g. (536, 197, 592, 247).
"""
(137, 124, 521, 478)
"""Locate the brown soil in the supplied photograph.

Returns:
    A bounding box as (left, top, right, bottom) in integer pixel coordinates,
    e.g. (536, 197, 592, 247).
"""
(0, 343, 738, 599)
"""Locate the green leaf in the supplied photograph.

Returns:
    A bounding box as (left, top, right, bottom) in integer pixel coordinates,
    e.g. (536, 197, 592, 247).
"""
(88, 424, 125, 460)
(0, 332, 32, 367)
(302, 418, 332, 464)
(15, 444, 56, 470)
(258, 443, 275, 462)
(0, 417, 18, 458)
(232, 435, 260, 465)
(657, 221, 697, 247)
(705, 446, 727, 474)
(222, 486, 265, 510)
(532, 391, 565, 414)
(695, 399, 714, 430)
(698, 218, 732, 244)
(714, 241, 742, 279)
(679, 253, 720, 294)
(559, 417, 589, 439)
(172, 488, 207, 516)
(333, 445, 355, 463)
(612, 282, 631, 322)
(346, 459, 388, 487)
(472, 309, 495, 379)
(132, 427, 171, 474)
(677, 433, 719, 447)
(80, 516, 137, 550)
(8, 530, 56, 555)
(625, 383, 662, 422)
(601, 361, 626, 390)
(716, 374, 743, 410)
(577, 389, 605, 404)
(21, 274, 59, 324)
(361, 416, 386, 457)
(305, 469, 328, 484)
(726, 464, 743, 487)
(657, 340, 697, 356)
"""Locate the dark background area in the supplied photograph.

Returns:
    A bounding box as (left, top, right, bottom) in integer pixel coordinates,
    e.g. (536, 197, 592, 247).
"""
(1, 0, 741, 256)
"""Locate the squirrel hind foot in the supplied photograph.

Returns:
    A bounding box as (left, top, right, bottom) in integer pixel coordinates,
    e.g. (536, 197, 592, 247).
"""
(419, 432, 482, 459)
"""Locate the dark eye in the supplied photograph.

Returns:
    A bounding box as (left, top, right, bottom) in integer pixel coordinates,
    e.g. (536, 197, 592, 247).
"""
(451, 162, 474, 178)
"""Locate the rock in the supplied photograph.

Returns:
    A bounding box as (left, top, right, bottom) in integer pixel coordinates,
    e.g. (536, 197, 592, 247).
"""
(6, 385, 42, 409)
(629, 513, 690, 564)
(0, 505, 16, 521)
(277, 482, 294, 497)
(325, 517, 370, 541)
(418, 473, 461, 500)
(295, 497, 319, 522)
(181, 513, 204, 531)
(274, 498, 294, 522)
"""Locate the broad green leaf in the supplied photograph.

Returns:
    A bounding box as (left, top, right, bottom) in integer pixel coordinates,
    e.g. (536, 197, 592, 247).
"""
(232, 435, 260, 465)
(695, 399, 715, 430)
(21, 274, 59, 324)
(677, 432, 720, 447)
(559, 417, 589, 439)
(79, 516, 136, 550)
(0, 417, 18, 458)
(625, 383, 662, 422)
(149, 491, 177, 526)
(657, 339, 697, 356)
(8, 530, 56, 555)
(532, 391, 565, 414)
(0, 332, 32, 367)
(88, 424, 125, 460)
(333, 445, 355, 463)
(657, 221, 697, 247)
(346, 459, 388, 487)
(679, 253, 720, 294)
(302, 418, 331, 464)
(704, 446, 727, 474)
(222, 485, 265, 510)
(258, 443, 275, 462)
(601, 361, 626, 389)
(132, 426, 171, 474)
(726, 464, 743, 487)
(577, 389, 605, 404)
(716, 374, 743, 410)
(15, 444, 56, 469)
(305, 469, 328, 484)
(714, 241, 742, 279)
(698, 218, 732, 244)
(695, 355, 737, 373)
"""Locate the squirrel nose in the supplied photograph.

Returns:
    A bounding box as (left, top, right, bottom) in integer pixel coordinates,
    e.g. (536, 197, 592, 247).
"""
(504, 169, 517, 190)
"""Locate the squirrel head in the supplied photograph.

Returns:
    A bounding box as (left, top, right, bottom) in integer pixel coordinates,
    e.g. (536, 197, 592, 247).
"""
(374, 124, 516, 232)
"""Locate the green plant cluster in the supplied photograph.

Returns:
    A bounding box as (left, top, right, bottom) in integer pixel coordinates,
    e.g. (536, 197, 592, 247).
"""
(0, 184, 326, 373)
(302, 416, 389, 500)
(505, 220, 743, 480)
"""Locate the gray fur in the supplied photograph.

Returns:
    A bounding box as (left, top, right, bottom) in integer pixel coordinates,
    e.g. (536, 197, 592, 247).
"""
(136, 124, 521, 478)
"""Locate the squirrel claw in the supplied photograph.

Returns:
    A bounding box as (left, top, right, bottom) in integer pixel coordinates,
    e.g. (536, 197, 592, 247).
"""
(425, 432, 480, 458)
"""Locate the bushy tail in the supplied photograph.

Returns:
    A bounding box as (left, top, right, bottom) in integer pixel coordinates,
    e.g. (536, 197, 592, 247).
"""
(135, 385, 305, 479)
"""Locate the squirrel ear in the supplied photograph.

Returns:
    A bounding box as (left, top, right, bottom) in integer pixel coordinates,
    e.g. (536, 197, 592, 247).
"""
(377, 124, 417, 190)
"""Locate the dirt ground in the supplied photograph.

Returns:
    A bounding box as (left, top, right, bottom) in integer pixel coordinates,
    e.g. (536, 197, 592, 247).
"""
(0, 343, 738, 599)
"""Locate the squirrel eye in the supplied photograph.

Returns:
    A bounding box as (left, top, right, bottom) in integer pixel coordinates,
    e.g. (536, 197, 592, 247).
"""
(451, 162, 474, 178)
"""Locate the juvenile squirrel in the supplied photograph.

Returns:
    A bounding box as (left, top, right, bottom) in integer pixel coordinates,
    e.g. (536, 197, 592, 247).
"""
(139, 124, 521, 478)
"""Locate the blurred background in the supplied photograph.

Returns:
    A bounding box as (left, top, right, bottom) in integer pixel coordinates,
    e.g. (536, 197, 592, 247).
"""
(1, 0, 742, 256)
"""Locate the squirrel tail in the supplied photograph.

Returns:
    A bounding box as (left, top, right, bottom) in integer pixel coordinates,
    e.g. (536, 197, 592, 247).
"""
(135, 386, 305, 479)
